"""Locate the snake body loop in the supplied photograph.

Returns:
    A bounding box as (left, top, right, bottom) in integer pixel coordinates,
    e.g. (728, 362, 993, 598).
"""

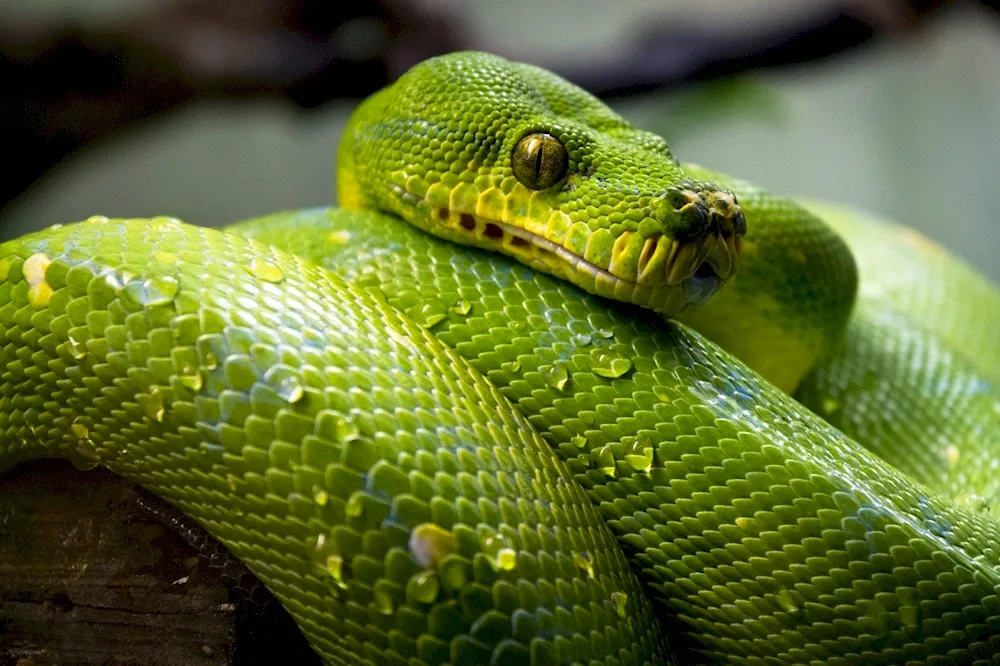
(3, 51, 1000, 665)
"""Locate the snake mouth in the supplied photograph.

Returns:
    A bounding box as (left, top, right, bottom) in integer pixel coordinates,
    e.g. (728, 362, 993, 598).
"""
(432, 206, 736, 316)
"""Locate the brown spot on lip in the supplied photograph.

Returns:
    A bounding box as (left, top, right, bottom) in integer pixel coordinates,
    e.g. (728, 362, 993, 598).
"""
(484, 223, 503, 240)
(450, 216, 730, 315)
(437, 208, 450, 220)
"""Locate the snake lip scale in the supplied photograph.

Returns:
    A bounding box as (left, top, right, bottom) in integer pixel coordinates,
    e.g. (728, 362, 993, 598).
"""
(423, 199, 735, 316)
(501, 217, 731, 310)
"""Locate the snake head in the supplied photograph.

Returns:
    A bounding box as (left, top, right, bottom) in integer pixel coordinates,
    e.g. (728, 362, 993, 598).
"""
(339, 51, 746, 317)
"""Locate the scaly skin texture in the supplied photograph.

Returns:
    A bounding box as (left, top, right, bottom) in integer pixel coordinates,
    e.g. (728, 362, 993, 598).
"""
(339, 52, 748, 319)
(0, 217, 671, 666)
(338, 52, 855, 392)
(3, 51, 1000, 665)
(795, 201, 1000, 508)
(678, 170, 857, 393)
(236, 207, 1000, 665)
(798, 200, 1000, 383)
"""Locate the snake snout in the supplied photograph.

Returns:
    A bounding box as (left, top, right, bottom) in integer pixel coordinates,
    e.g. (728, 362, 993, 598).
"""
(634, 183, 746, 315)
(700, 189, 746, 281)
(657, 185, 744, 277)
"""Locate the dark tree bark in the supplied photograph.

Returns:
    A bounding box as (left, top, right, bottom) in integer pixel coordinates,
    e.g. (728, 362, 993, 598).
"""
(0, 461, 319, 666)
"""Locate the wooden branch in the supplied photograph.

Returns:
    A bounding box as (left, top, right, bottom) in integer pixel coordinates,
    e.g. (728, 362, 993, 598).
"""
(0, 460, 319, 666)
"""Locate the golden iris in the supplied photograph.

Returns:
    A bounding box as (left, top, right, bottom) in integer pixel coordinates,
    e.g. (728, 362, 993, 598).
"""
(512, 133, 569, 190)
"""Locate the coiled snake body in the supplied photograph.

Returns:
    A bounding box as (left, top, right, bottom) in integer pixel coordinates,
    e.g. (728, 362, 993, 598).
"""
(2, 51, 1000, 665)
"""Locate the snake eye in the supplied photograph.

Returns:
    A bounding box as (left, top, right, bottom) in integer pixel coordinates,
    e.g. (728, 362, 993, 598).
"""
(512, 133, 568, 190)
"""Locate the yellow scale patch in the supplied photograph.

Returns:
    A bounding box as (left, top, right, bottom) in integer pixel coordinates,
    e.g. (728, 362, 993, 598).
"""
(24, 252, 53, 308)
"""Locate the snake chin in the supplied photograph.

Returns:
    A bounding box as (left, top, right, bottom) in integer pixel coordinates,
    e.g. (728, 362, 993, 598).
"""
(681, 271, 722, 312)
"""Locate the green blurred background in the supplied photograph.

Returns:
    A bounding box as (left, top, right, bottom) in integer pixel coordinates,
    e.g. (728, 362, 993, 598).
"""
(2, 0, 999, 281)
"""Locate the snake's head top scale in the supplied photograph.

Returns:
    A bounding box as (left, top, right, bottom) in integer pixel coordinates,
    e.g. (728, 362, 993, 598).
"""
(339, 51, 746, 316)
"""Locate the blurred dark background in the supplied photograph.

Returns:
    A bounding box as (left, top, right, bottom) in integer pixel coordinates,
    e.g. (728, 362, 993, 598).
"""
(2, 0, 999, 282)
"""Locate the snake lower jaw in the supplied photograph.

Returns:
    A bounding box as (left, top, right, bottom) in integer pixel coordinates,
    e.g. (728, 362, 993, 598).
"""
(677, 273, 724, 314)
(424, 205, 734, 316)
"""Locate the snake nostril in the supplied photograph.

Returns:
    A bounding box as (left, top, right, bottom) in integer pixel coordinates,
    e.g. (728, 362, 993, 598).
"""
(666, 186, 700, 211)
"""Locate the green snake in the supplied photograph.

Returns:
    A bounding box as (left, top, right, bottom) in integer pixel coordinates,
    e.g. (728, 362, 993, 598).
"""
(2, 51, 1000, 665)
